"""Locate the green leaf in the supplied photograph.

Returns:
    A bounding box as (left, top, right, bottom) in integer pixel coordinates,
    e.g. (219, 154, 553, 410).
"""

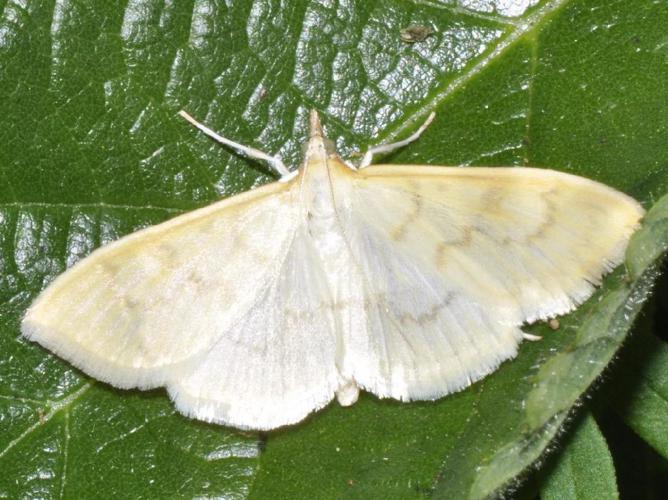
(627, 194, 668, 282)
(609, 194, 668, 460)
(1, 0, 667, 498)
(614, 332, 668, 459)
(540, 413, 618, 500)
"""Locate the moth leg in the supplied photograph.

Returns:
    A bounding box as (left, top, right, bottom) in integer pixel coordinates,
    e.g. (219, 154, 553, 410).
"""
(522, 333, 543, 341)
(178, 110, 296, 181)
(335, 379, 360, 406)
(359, 111, 436, 168)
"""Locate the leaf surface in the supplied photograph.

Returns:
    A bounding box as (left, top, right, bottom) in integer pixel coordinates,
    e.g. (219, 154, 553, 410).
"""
(540, 413, 618, 500)
(1, 0, 667, 498)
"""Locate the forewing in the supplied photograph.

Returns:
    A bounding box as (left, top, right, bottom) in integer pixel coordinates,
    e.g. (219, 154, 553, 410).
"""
(22, 181, 301, 390)
(335, 165, 643, 400)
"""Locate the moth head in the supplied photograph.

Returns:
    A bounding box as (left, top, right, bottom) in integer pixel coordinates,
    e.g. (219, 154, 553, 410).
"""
(302, 110, 338, 164)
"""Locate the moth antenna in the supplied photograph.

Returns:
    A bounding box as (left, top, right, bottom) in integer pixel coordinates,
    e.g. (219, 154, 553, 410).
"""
(359, 112, 436, 168)
(178, 110, 294, 181)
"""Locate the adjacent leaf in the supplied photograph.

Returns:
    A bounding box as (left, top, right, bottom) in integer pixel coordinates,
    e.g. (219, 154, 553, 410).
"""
(1, 0, 667, 498)
(610, 195, 668, 459)
(540, 413, 617, 500)
(614, 333, 668, 459)
(627, 194, 668, 282)
(595, 383, 668, 499)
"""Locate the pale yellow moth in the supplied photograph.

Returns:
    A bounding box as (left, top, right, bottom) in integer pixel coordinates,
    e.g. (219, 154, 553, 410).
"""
(21, 110, 644, 430)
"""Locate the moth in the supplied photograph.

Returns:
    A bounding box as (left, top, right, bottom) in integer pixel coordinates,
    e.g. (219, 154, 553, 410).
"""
(22, 110, 644, 430)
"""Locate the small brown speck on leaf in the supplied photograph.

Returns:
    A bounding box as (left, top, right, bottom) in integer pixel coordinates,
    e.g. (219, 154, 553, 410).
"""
(400, 25, 435, 43)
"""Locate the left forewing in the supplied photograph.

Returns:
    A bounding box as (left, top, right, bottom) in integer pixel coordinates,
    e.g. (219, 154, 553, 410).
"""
(351, 165, 643, 322)
(333, 165, 643, 400)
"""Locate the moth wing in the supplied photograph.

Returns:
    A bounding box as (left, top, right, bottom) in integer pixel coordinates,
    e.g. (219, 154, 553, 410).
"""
(22, 181, 316, 392)
(168, 224, 341, 430)
(336, 165, 643, 400)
